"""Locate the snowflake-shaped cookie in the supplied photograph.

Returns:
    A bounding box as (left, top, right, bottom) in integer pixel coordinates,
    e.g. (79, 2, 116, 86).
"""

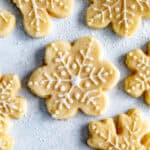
(13, 0, 74, 37)
(125, 42, 150, 105)
(88, 109, 150, 150)
(0, 116, 14, 150)
(0, 74, 27, 150)
(86, 0, 150, 36)
(0, 74, 27, 119)
(0, 9, 15, 37)
(28, 37, 120, 119)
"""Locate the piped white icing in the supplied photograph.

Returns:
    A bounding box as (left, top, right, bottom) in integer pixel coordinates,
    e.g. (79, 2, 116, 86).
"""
(29, 38, 116, 117)
(88, 0, 150, 34)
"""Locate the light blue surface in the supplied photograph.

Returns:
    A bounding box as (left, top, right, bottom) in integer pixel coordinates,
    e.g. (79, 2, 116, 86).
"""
(0, 0, 150, 150)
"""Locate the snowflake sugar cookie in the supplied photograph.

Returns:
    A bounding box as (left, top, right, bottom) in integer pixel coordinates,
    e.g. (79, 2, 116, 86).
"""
(0, 74, 27, 119)
(28, 37, 120, 119)
(86, 0, 150, 36)
(0, 74, 27, 150)
(88, 109, 150, 150)
(13, 0, 74, 37)
(125, 42, 150, 105)
(0, 9, 15, 37)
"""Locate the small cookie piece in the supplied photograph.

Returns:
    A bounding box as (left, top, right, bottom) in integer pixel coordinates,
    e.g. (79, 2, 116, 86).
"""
(28, 37, 120, 119)
(0, 134, 14, 150)
(0, 9, 16, 37)
(86, 0, 150, 37)
(0, 74, 27, 149)
(88, 109, 150, 150)
(0, 117, 14, 150)
(125, 42, 150, 105)
(13, 0, 74, 38)
(0, 116, 10, 134)
(0, 74, 27, 119)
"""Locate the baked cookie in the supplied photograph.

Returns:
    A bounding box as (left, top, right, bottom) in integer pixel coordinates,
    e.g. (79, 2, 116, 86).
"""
(0, 74, 27, 150)
(125, 42, 150, 105)
(88, 109, 150, 149)
(0, 134, 14, 150)
(13, 0, 74, 38)
(0, 9, 15, 37)
(0, 74, 27, 119)
(0, 117, 14, 150)
(28, 37, 120, 119)
(86, 0, 150, 37)
(0, 116, 14, 150)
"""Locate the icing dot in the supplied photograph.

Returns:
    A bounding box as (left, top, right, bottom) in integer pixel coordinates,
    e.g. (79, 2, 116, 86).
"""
(121, 144, 126, 148)
(72, 63, 77, 69)
(75, 93, 80, 100)
(34, 81, 38, 86)
(85, 82, 91, 88)
(55, 58, 60, 63)
(85, 67, 91, 73)
(55, 110, 60, 115)
(61, 71, 66, 76)
(92, 125, 96, 130)
(95, 130, 99, 134)
(131, 4, 136, 10)
(146, 70, 150, 74)
(133, 56, 138, 59)
(129, 52, 133, 56)
(58, 51, 63, 56)
(60, 86, 66, 92)
(115, 7, 120, 12)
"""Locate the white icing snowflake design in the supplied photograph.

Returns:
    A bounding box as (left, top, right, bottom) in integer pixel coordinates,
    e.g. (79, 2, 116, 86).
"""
(0, 75, 27, 150)
(0, 75, 26, 119)
(28, 37, 119, 119)
(86, 0, 150, 36)
(13, 0, 73, 37)
(88, 109, 150, 150)
(125, 43, 150, 105)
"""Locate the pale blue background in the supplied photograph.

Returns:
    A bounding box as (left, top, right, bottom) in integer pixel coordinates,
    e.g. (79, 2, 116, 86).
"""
(0, 0, 150, 149)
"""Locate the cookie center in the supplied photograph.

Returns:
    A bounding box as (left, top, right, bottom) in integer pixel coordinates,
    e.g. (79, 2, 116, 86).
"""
(71, 76, 81, 86)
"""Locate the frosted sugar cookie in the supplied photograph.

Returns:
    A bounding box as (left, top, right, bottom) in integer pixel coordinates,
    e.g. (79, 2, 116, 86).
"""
(0, 74, 27, 150)
(88, 109, 150, 149)
(86, 0, 150, 37)
(28, 37, 120, 119)
(0, 9, 15, 37)
(13, 0, 74, 37)
(0, 74, 27, 119)
(125, 42, 150, 105)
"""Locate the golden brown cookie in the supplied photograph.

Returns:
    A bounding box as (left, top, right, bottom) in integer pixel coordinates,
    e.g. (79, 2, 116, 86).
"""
(0, 9, 15, 37)
(125, 42, 150, 105)
(13, 0, 74, 38)
(28, 37, 120, 119)
(86, 0, 150, 37)
(88, 109, 150, 150)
